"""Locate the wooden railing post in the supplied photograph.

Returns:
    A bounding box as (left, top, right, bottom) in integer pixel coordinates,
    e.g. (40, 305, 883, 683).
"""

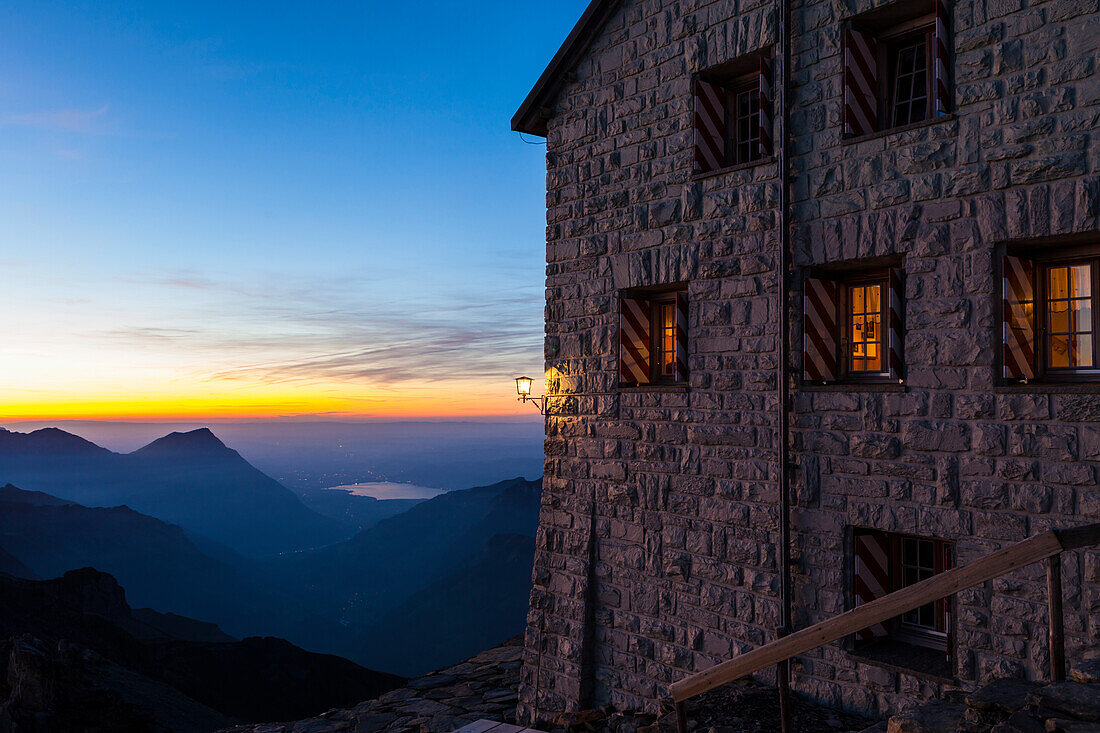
(777, 626, 791, 733)
(1046, 553, 1066, 682)
(674, 701, 687, 733)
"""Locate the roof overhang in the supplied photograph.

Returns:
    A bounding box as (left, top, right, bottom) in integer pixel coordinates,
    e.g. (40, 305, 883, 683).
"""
(511, 0, 622, 137)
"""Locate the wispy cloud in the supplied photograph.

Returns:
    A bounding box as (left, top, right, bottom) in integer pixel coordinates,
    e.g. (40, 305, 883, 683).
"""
(97, 269, 544, 389)
(3, 105, 110, 134)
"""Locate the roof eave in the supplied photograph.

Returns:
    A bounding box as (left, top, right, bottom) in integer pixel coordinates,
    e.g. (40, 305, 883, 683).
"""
(511, 0, 622, 137)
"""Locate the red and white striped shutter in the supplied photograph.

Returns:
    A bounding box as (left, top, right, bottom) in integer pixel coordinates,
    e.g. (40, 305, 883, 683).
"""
(844, 27, 879, 137)
(1003, 255, 1036, 381)
(888, 268, 905, 382)
(758, 53, 774, 157)
(694, 79, 726, 173)
(620, 297, 652, 385)
(803, 277, 838, 382)
(853, 532, 891, 641)
(675, 292, 689, 383)
(933, 0, 951, 116)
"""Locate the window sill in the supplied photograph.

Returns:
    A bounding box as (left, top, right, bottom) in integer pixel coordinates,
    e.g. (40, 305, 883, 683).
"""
(618, 384, 690, 393)
(801, 381, 906, 392)
(847, 640, 954, 684)
(842, 114, 956, 146)
(994, 382, 1100, 393)
(691, 156, 776, 181)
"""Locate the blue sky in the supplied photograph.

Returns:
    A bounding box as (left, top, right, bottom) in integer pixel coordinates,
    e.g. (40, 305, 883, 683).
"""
(0, 1, 588, 419)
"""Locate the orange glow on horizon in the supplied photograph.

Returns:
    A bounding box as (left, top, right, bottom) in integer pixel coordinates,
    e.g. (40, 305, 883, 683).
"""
(0, 384, 537, 422)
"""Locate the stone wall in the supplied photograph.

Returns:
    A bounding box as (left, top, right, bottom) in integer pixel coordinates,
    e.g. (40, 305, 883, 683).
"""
(518, 0, 1099, 724)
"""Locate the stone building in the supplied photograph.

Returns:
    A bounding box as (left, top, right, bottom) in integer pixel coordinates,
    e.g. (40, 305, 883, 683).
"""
(510, 0, 1100, 723)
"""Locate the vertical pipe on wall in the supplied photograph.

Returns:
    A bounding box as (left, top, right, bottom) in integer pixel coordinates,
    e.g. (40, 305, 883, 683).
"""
(776, 0, 794, 723)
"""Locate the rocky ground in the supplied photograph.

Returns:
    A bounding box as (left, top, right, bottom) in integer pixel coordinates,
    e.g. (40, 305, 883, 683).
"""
(865, 652, 1100, 733)
(217, 637, 873, 733)
(218, 638, 527, 733)
(220, 640, 1100, 733)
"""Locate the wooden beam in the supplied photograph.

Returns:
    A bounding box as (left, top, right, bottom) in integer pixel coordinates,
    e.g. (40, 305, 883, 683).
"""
(670, 530, 1065, 701)
(1055, 523, 1100, 551)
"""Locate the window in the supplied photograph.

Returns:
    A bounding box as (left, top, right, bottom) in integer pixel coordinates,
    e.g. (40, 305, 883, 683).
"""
(803, 268, 902, 384)
(693, 52, 773, 174)
(843, 0, 950, 138)
(853, 529, 954, 655)
(619, 290, 688, 386)
(732, 82, 761, 165)
(888, 34, 931, 127)
(1002, 247, 1100, 382)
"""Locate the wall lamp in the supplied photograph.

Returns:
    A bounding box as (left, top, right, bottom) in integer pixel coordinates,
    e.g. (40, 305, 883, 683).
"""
(514, 376, 546, 415)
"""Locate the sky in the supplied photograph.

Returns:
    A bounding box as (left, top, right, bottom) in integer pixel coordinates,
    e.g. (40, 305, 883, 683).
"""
(0, 1, 588, 421)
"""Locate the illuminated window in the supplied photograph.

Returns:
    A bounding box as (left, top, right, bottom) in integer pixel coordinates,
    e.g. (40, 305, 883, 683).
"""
(618, 290, 688, 387)
(1002, 248, 1100, 382)
(1046, 263, 1094, 370)
(847, 282, 884, 373)
(657, 301, 677, 378)
(802, 267, 903, 384)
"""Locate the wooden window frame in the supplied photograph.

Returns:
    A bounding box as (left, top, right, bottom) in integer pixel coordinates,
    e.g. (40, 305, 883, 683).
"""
(875, 14, 935, 131)
(1005, 243, 1100, 384)
(852, 528, 954, 655)
(649, 291, 686, 385)
(838, 271, 891, 383)
(726, 74, 763, 166)
(893, 535, 951, 651)
(885, 29, 933, 128)
(1037, 255, 1100, 379)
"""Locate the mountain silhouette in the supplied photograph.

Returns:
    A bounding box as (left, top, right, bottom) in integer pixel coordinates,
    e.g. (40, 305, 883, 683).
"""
(357, 532, 536, 676)
(0, 484, 311, 640)
(275, 477, 541, 667)
(0, 427, 350, 557)
(0, 569, 404, 729)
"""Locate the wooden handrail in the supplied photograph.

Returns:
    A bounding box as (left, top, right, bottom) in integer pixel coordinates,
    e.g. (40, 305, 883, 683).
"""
(669, 523, 1100, 703)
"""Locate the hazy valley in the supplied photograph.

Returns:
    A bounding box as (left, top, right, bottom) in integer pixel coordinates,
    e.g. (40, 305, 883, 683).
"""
(0, 424, 543, 728)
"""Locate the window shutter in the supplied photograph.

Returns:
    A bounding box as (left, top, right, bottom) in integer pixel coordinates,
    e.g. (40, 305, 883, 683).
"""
(844, 27, 879, 137)
(933, 0, 951, 116)
(694, 79, 726, 173)
(853, 532, 891, 641)
(620, 297, 652, 385)
(675, 292, 689, 383)
(888, 268, 905, 382)
(803, 277, 838, 382)
(758, 53, 774, 157)
(1003, 255, 1036, 381)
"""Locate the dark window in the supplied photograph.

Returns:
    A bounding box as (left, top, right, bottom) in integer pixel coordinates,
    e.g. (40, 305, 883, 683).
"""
(843, 1, 949, 138)
(853, 529, 953, 655)
(693, 51, 773, 174)
(619, 290, 688, 387)
(732, 82, 762, 165)
(888, 33, 931, 127)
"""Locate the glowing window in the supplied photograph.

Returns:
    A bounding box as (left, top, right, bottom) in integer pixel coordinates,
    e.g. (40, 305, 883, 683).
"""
(847, 283, 884, 373)
(1047, 263, 1094, 369)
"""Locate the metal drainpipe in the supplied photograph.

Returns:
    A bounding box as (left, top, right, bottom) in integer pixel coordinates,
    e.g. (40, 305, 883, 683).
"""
(776, 0, 794, 727)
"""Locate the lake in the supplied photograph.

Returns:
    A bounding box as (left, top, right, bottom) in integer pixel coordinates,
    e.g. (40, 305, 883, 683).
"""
(325, 481, 447, 501)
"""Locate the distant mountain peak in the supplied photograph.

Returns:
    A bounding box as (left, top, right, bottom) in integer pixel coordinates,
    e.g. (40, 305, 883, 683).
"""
(0, 427, 112, 456)
(134, 427, 230, 456)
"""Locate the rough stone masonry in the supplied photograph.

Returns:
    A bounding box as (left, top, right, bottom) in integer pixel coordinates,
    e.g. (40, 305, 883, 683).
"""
(511, 0, 1100, 724)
